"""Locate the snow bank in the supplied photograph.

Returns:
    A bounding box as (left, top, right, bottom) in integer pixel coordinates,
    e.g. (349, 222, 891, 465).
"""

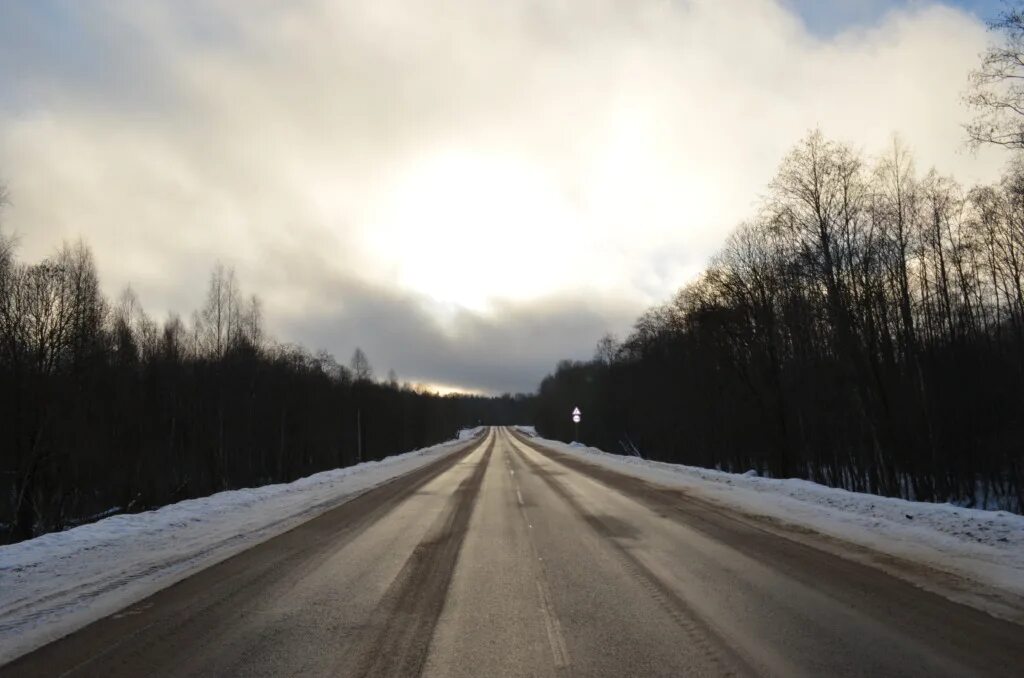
(525, 433, 1024, 619)
(458, 426, 484, 440)
(513, 425, 537, 437)
(0, 431, 483, 665)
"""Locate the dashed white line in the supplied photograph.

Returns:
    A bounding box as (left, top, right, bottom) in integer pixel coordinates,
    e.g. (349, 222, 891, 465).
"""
(537, 580, 571, 669)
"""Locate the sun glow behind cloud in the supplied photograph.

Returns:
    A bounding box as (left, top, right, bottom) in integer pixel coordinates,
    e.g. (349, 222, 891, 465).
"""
(359, 103, 733, 314)
(0, 0, 1012, 392)
(363, 150, 584, 312)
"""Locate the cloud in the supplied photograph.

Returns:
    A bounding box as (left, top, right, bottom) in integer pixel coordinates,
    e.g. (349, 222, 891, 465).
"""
(283, 275, 639, 394)
(0, 0, 1010, 392)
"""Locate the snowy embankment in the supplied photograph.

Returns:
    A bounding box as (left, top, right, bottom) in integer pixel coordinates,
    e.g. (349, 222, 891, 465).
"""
(0, 427, 483, 665)
(516, 427, 1024, 620)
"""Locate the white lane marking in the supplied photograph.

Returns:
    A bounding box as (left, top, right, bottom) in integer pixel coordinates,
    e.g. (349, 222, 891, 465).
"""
(536, 580, 571, 669)
(111, 603, 152, 619)
(504, 428, 570, 671)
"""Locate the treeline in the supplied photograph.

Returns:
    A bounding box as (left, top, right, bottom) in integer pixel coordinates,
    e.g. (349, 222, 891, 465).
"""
(535, 132, 1024, 513)
(0, 236, 531, 544)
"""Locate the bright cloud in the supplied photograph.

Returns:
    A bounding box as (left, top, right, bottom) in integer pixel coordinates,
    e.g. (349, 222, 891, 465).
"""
(0, 0, 1010, 392)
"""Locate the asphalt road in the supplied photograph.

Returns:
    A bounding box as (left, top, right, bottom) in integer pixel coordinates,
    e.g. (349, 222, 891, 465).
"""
(4, 427, 1022, 677)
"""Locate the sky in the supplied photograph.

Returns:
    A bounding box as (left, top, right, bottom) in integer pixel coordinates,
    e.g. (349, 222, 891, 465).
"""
(0, 0, 1013, 394)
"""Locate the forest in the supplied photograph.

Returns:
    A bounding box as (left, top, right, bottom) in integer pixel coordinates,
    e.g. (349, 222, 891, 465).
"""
(533, 130, 1024, 513)
(0, 238, 531, 544)
(535, 13, 1024, 514)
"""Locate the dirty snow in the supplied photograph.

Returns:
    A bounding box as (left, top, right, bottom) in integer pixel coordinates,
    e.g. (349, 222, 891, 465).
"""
(0, 430, 483, 665)
(458, 426, 485, 440)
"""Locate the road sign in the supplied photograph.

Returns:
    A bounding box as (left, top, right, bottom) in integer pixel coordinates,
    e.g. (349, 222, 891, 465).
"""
(572, 414, 580, 423)
(572, 407, 581, 417)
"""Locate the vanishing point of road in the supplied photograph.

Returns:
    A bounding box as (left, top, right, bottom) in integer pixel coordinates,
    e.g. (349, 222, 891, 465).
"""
(4, 427, 1022, 677)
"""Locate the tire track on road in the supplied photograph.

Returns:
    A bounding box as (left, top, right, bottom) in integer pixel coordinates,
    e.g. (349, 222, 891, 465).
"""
(2, 432, 491, 678)
(0, 434, 487, 630)
(343, 435, 495, 678)
(500, 430, 572, 677)
(511, 431, 1024, 677)
(508, 435, 755, 678)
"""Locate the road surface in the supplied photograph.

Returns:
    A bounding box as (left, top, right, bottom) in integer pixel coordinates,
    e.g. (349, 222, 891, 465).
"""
(3, 427, 1021, 677)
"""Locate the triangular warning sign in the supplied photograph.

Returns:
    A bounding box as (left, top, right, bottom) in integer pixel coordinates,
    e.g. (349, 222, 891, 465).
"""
(572, 407, 581, 416)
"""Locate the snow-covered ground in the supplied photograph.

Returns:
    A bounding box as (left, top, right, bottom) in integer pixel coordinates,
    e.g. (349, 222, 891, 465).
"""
(458, 427, 483, 440)
(0, 428, 483, 665)
(518, 428, 1024, 622)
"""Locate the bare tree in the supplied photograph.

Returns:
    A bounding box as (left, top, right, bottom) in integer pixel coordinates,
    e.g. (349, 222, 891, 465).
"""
(0, 190, 13, 364)
(161, 313, 186, 361)
(350, 347, 373, 381)
(200, 263, 240, 357)
(240, 294, 263, 349)
(966, 6, 1024, 149)
(593, 333, 620, 364)
(0, 183, 11, 282)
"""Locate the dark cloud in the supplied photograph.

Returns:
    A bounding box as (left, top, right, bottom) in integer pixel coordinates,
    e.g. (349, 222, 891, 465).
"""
(279, 274, 639, 394)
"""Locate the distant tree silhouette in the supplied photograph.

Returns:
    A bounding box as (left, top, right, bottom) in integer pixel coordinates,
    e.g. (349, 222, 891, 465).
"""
(593, 333, 619, 365)
(0, 225, 534, 544)
(350, 347, 373, 382)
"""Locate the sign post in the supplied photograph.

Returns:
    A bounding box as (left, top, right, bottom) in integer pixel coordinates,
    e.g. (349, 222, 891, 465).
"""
(572, 406, 581, 442)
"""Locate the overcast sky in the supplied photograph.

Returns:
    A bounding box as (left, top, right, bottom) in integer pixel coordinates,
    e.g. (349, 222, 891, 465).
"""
(0, 0, 1011, 394)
